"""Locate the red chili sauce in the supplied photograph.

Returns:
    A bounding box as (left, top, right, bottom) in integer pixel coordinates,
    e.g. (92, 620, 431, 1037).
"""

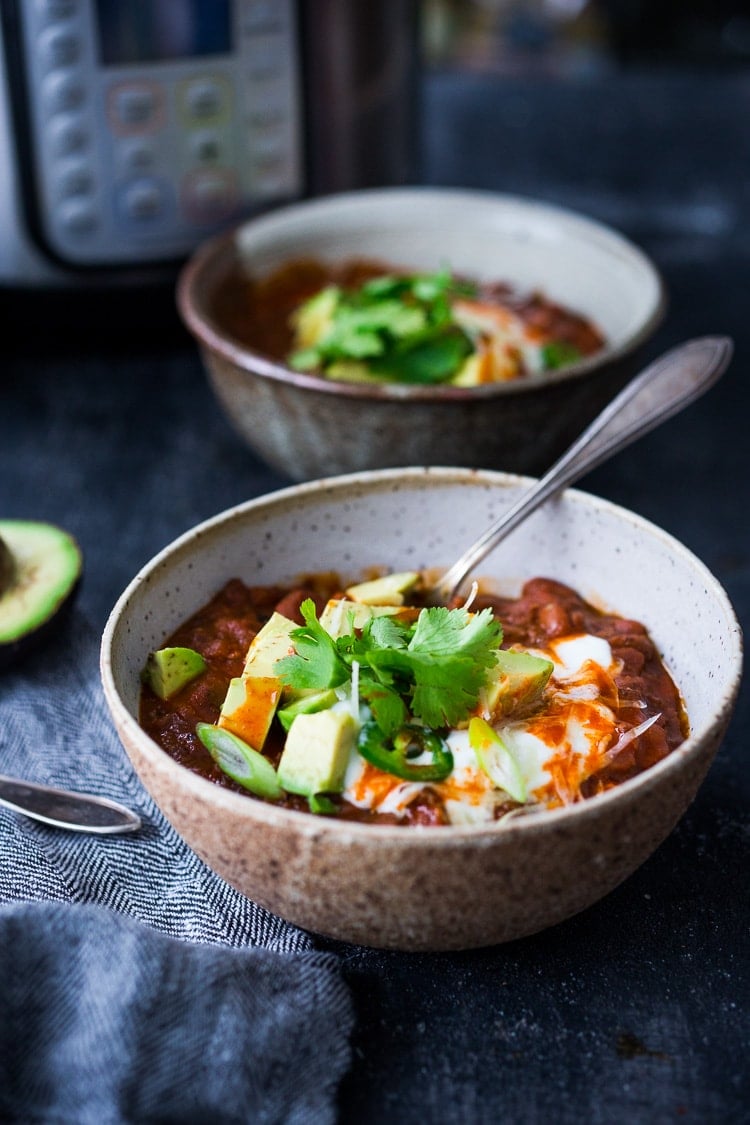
(139, 576, 688, 826)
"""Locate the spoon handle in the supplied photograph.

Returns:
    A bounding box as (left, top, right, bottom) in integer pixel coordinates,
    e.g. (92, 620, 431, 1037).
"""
(0, 774, 141, 834)
(434, 336, 733, 603)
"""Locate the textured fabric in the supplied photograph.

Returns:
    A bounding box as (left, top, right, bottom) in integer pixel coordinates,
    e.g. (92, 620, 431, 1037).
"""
(0, 611, 354, 1123)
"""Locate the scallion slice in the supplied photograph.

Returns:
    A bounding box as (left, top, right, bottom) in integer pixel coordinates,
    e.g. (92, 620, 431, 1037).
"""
(196, 723, 283, 800)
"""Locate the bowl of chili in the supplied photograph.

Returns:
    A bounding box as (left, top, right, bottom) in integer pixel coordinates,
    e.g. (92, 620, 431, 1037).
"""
(177, 188, 665, 481)
(100, 468, 742, 951)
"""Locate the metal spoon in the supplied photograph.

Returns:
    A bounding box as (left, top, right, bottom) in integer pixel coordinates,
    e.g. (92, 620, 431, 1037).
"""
(430, 336, 733, 605)
(0, 774, 141, 834)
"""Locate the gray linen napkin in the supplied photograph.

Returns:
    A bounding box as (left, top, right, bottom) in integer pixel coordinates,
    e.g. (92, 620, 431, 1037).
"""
(0, 610, 354, 1123)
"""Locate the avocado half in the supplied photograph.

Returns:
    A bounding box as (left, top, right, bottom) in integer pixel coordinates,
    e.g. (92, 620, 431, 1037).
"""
(0, 520, 82, 669)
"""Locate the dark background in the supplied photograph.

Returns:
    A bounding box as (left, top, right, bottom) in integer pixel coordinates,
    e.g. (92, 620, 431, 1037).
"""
(3, 3, 749, 1121)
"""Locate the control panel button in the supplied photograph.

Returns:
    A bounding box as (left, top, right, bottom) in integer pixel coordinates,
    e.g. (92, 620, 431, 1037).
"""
(116, 137, 157, 174)
(189, 129, 223, 164)
(56, 158, 93, 197)
(44, 72, 85, 114)
(107, 82, 164, 135)
(39, 27, 80, 69)
(246, 43, 284, 82)
(57, 197, 97, 235)
(181, 169, 238, 222)
(243, 2, 285, 33)
(49, 113, 89, 157)
(118, 177, 167, 222)
(36, 0, 79, 23)
(179, 77, 231, 124)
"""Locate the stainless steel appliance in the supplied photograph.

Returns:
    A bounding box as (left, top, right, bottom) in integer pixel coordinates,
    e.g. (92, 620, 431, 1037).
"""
(0, 0, 417, 285)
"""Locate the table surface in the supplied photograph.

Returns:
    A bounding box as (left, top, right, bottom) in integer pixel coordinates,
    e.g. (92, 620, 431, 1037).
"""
(3, 69, 748, 1124)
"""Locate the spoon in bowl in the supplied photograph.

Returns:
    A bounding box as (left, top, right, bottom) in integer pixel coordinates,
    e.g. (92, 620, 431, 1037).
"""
(428, 336, 733, 605)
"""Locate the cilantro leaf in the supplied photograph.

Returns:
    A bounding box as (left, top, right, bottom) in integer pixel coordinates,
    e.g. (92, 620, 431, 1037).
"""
(359, 607, 502, 728)
(275, 599, 349, 690)
(370, 326, 474, 384)
(363, 614, 410, 651)
(358, 677, 408, 736)
(540, 340, 583, 370)
(409, 605, 501, 661)
(275, 598, 503, 732)
(288, 268, 476, 383)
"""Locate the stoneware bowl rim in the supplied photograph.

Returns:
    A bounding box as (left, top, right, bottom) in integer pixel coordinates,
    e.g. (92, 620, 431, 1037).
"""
(176, 186, 667, 404)
(100, 467, 743, 851)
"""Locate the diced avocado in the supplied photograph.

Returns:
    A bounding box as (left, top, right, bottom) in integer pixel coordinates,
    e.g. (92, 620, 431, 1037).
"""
(277, 709, 357, 797)
(345, 571, 420, 606)
(291, 286, 340, 349)
(277, 688, 340, 733)
(319, 598, 406, 638)
(325, 361, 382, 384)
(218, 674, 282, 750)
(212, 613, 296, 748)
(480, 649, 554, 720)
(451, 352, 485, 387)
(243, 612, 297, 678)
(142, 646, 206, 700)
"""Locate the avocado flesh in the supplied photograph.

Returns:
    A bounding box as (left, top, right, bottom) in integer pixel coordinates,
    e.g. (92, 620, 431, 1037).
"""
(214, 612, 297, 748)
(0, 520, 82, 668)
(345, 571, 420, 606)
(242, 612, 297, 678)
(481, 649, 554, 720)
(277, 710, 357, 797)
(277, 688, 339, 733)
(218, 674, 281, 750)
(142, 647, 206, 700)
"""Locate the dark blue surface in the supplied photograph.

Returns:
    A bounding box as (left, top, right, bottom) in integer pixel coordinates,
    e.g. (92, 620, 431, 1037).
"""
(3, 69, 748, 1123)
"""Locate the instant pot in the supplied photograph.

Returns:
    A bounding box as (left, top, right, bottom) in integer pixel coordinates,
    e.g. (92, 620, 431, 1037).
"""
(0, 0, 418, 286)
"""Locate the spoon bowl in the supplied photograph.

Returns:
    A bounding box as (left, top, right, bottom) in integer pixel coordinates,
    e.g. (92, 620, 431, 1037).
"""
(0, 774, 141, 834)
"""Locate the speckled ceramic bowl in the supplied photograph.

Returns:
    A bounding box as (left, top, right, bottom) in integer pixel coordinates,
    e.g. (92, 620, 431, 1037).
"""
(176, 188, 665, 480)
(100, 469, 742, 951)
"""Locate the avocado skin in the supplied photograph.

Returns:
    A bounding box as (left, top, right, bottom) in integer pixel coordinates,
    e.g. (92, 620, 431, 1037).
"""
(0, 521, 83, 672)
(0, 537, 14, 596)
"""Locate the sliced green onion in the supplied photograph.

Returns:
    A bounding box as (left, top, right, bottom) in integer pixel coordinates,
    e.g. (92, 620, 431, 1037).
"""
(308, 794, 338, 815)
(469, 717, 527, 804)
(196, 722, 283, 800)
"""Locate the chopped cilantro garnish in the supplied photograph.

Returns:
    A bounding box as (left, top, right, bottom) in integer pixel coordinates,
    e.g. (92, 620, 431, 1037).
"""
(276, 598, 503, 734)
(540, 340, 583, 370)
(288, 269, 477, 385)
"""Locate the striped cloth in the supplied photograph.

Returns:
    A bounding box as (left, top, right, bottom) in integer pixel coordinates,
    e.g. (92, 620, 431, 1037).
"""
(0, 611, 354, 1123)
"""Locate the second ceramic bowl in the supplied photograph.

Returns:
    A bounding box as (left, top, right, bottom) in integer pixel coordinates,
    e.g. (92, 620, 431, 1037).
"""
(177, 188, 665, 480)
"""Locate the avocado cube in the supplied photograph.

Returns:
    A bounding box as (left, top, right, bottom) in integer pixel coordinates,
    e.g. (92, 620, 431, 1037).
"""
(142, 646, 206, 700)
(277, 688, 340, 732)
(218, 675, 282, 751)
(243, 612, 297, 678)
(277, 710, 357, 796)
(291, 286, 339, 348)
(480, 649, 554, 720)
(345, 571, 420, 606)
